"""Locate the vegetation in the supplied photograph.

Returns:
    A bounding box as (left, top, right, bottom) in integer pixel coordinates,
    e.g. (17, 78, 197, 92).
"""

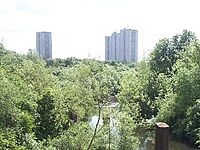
(0, 30, 200, 149)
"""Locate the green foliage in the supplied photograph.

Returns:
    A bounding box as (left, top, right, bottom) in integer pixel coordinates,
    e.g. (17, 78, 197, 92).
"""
(186, 100, 200, 145)
(21, 133, 42, 150)
(0, 129, 25, 150)
(196, 131, 200, 148)
(26, 49, 45, 65)
(117, 112, 139, 150)
(157, 42, 200, 147)
(46, 57, 80, 68)
(118, 61, 164, 119)
(1, 31, 200, 149)
(56, 122, 92, 149)
(149, 30, 197, 75)
(0, 68, 21, 129)
(35, 91, 59, 140)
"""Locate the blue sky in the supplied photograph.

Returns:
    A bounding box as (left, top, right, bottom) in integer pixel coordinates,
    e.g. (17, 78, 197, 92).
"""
(1, 0, 200, 60)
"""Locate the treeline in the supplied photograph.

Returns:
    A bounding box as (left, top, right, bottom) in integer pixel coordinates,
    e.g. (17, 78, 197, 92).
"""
(0, 46, 139, 149)
(0, 30, 200, 149)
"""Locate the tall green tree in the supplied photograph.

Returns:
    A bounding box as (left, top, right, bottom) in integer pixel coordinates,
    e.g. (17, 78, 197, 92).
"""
(157, 43, 200, 147)
(35, 91, 58, 140)
(149, 30, 197, 75)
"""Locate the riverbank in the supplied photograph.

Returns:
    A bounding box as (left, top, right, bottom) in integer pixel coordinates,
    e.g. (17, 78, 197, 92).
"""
(137, 128, 199, 150)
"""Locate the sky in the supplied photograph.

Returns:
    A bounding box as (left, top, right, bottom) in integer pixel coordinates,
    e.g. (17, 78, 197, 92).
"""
(1, 0, 200, 60)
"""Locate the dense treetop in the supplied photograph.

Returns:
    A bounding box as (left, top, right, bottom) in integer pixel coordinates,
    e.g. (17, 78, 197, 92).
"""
(0, 30, 200, 149)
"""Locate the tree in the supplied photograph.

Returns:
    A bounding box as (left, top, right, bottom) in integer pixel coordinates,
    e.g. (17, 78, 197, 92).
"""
(118, 61, 163, 119)
(157, 43, 200, 147)
(117, 112, 139, 150)
(35, 91, 58, 140)
(149, 30, 197, 75)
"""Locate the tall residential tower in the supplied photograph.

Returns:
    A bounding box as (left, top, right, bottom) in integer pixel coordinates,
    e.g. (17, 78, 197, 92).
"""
(36, 32, 52, 59)
(105, 28, 138, 62)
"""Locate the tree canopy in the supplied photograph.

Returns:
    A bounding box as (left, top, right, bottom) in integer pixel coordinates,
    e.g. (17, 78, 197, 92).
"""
(0, 30, 200, 149)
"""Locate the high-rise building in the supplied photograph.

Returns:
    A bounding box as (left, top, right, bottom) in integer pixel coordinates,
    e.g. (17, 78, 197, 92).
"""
(36, 32, 52, 59)
(105, 28, 138, 62)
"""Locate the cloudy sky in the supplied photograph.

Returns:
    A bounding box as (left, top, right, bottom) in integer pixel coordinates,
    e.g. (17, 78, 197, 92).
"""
(1, 0, 200, 60)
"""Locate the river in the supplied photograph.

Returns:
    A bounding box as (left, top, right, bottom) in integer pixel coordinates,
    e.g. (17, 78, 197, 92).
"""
(137, 130, 198, 150)
(90, 115, 199, 150)
(90, 103, 199, 150)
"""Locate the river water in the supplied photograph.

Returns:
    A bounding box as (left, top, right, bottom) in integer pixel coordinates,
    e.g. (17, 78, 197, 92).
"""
(138, 130, 198, 150)
(90, 102, 199, 150)
(90, 115, 199, 150)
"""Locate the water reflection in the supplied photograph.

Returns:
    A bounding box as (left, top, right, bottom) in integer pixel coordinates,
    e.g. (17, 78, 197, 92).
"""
(89, 106, 198, 150)
(169, 141, 198, 150)
(89, 115, 103, 129)
(139, 139, 198, 150)
(138, 130, 198, 150)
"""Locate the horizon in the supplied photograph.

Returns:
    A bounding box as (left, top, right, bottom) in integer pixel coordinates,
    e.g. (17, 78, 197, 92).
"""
(1, 0, 200, 61)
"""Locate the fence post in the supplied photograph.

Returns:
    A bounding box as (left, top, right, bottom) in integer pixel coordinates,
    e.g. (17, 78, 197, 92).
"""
(155, 122, 169, 150)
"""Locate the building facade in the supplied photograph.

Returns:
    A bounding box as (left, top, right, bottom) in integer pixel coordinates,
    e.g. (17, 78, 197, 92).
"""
(105, 28, 138, 62)
(36, 32, 52, 59)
